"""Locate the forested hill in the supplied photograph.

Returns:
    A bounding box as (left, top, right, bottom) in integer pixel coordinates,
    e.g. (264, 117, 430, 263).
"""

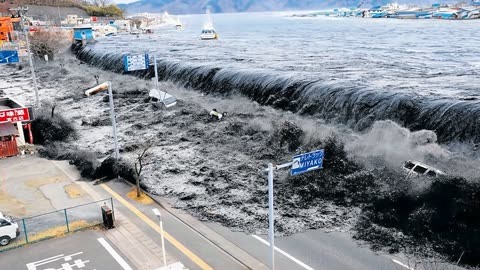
(119, 0, 449, 14)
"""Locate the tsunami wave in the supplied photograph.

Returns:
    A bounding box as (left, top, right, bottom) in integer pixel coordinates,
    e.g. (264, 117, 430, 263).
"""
(76, 47, 480, 144)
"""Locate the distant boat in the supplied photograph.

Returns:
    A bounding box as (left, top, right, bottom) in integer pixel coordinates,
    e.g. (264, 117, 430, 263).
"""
(201, 28, 218, 40)
(142, 27, 154, 34)
(201, 9, 218, 40)
(175, 16, 183, 30)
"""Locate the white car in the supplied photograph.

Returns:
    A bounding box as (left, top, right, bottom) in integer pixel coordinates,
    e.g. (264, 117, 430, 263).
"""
(403, 160, 445, 178)
(0, 212, 19, 246)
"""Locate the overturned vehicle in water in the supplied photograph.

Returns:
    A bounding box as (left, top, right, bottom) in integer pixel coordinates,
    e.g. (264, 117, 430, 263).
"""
(403, 160, 445, 178)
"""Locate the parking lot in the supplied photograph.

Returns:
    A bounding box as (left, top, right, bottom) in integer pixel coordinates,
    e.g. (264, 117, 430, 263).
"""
(0, 230, 134, 270)
(0, 156, 115, 252)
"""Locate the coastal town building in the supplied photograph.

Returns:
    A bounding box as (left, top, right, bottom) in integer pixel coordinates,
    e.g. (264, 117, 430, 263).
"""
(0, 122, 19, 158)
(0, 17, 14, 42)
(0, 97, 33, 150)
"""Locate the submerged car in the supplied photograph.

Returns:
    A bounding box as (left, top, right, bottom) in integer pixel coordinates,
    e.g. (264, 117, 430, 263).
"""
(403, 160, 445, 178)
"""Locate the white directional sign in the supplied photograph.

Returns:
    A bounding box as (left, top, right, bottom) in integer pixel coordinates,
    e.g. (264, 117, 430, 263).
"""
(123, 54, 149, 72)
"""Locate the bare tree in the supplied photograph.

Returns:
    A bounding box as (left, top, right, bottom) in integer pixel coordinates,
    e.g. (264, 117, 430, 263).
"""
(134, 141, 155, 198)
(90, 0, 109, 7)
(29, 29, 71, 60)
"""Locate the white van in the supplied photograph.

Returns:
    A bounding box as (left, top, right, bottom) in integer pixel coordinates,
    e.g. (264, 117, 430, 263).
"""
(0, 212, 19, 246)
(403, 160, 445, 178)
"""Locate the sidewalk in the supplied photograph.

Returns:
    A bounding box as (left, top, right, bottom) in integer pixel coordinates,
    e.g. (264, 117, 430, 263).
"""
(53, 160, 187, 270)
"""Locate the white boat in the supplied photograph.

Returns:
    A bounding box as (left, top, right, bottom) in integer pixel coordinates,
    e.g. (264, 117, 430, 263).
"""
(201, 28, 218, 40)
(201, 9, 218, 40)
(175, 16, 184, 30)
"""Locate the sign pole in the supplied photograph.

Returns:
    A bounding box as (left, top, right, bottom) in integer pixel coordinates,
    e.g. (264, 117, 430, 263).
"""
(153, 54, 159, 91)
(21, 9, 40, 108)
(264, 149, 324, 270)
(267, 163, 275, 270)
(107, 81, 120, 159)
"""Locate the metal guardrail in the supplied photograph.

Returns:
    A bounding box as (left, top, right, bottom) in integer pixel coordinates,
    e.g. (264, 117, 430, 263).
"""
(0, 198, 114, 252)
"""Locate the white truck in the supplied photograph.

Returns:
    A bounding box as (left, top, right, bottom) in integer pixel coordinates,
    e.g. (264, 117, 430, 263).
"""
(0, 211, 19, 246)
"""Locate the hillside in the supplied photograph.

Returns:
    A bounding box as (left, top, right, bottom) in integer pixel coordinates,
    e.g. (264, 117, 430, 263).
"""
(118, 0, 450, 14)
(0, 0, 121, 18)
(119, 0, 384, 14)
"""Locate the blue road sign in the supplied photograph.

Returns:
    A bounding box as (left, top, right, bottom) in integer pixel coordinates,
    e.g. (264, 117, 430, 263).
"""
(290, 149, 324, 176)
(0, 50, 19, 64)
(123, 54, 149, 72)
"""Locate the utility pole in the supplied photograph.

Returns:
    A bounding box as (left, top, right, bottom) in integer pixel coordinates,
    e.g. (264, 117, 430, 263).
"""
(11, 7, 40, 108)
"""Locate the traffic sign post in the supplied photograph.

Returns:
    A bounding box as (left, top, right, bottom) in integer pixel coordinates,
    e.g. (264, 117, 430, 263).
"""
(153, 54, 159, 92)
(123, 54, 149, 72)
(291, 149, 324, 176)
(264, 149, 324, 270)
(267, 163, 275, 270)
(0, 50, 20, 64)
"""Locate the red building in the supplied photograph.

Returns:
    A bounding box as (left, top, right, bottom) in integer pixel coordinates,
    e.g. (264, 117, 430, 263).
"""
(0, 97, 34, 150)
(0, 122, 19, 158)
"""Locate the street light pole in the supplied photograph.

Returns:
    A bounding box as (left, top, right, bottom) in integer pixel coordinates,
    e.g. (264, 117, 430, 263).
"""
(152, 208, 167, 267)
(107, 81, 120, 159)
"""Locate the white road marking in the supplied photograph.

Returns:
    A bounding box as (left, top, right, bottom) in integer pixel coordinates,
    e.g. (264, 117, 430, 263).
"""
(252, 234, 314, 270)
(97, 237, 133, 270)
(26, 252, 86, 270)
(392, 259, 415, 270)
(27, 254, 65, 265)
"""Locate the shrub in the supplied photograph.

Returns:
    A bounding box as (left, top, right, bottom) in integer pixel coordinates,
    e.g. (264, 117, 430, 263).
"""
(31, 110, 76, 144)
(29, 29, 71, 60)
(38, 144, 98, 178)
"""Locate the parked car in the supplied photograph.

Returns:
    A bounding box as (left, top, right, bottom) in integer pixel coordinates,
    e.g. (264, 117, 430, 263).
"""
(403, 160, 445, 178)
(0, 212, 19, 246)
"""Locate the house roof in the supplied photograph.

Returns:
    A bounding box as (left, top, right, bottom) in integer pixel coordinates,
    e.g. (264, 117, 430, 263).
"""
(0, 122, 18, 137)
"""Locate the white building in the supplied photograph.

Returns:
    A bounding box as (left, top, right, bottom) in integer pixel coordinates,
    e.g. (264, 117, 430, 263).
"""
(112, 19, 131, 32)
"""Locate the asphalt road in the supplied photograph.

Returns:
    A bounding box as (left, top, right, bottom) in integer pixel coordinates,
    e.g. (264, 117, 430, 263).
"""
(207, 223, 392, 270)
(0, 230, 134, 270)
(206, 223, 468, 270)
